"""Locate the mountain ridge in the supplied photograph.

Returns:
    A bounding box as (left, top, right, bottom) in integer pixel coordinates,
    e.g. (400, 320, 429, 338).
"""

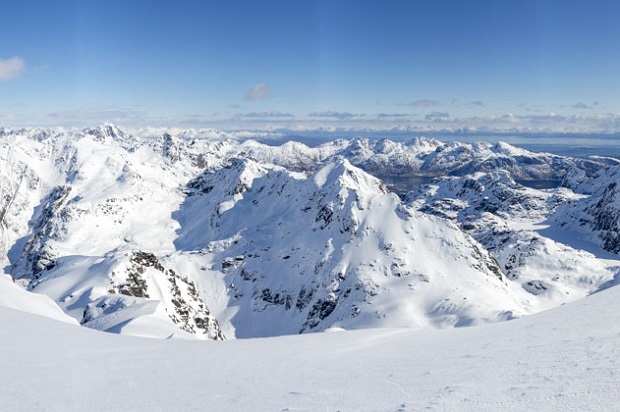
(2, 124, 620, 339)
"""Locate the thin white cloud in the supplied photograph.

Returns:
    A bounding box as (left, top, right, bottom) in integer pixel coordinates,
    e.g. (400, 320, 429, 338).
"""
(573, 102, 589, 109)
(0, 56, 25, 80)
(174, 111, 620, 135)
(425, 111, 450, 120)
(238, 111, 294, 118)
(308, 111, 364, 119)
(376, 113, 410, 119)
(46, 107, 149, 125)
(403, 99, 440, 107)
(244, 83, 270, 101)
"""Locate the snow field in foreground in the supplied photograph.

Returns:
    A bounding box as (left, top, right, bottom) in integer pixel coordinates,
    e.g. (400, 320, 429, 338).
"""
(1, 283, 619, 412)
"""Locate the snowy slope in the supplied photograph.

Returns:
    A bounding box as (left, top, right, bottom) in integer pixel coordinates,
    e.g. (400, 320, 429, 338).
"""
(173, 157, 529, 337)
(408, 171, 619, 311)
(2, 277, 620, 411)
(2, 124, 620, 340)
(0, 274, 75, 323)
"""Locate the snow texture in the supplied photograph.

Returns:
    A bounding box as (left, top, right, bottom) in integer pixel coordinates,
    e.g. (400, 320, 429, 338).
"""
(1, 282, 619, 411)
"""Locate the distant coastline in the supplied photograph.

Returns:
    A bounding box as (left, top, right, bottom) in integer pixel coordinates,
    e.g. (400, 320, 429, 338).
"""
(249, 131, 620, 158)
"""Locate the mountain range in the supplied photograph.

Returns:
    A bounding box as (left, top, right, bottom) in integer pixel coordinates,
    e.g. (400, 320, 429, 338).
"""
(2, 124, 620, 341)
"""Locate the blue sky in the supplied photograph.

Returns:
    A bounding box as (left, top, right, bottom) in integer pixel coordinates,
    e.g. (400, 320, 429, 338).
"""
(1, 0, 620, 134)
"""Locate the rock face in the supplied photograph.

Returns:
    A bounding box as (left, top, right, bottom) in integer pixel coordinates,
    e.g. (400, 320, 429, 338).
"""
(1, 124, 619, 339)
(14, 186, 73, 279)
(552, 166, 620, 254)
(77, 250, 225, 340)
(585, 182, 620, 253)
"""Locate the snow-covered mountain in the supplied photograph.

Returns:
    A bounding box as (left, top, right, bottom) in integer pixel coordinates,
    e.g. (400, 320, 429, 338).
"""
(236, 136, 619, 181)
(1, 124, 619, 340)
(175, 157, 527, 337)
(551, 165, 620, 255)
(407, 170, 618, 310)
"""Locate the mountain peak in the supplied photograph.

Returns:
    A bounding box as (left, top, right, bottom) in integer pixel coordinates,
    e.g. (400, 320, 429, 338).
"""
(313, 158, 387, 195)
(82, 123, 129, 144)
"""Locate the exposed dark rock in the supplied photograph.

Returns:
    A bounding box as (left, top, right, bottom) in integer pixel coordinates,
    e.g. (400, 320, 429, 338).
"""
(14, 186, 72, 282)
(114, 251, 225, 339)
(302, 296, 338, 331)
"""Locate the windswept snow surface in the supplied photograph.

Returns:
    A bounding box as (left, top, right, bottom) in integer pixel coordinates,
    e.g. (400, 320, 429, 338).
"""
(0, 274, 76, 323)
(2, 284, 620, 411)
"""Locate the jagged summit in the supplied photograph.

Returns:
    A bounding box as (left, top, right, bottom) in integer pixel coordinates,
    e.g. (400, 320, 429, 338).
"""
(82, 123, 135, 147)
(312, 158, 388, 195)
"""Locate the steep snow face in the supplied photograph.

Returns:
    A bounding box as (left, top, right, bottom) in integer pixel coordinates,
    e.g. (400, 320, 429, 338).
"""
(408, 171, 618, 311)
(552, 166, 620, 254)
(175, 158, 528, 337)
(0, 129, 65, 270)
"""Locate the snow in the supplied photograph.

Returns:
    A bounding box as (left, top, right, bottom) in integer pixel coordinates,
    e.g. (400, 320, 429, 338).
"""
(2, 124, 620, 340)
(3, 124, 620, 409)
(408, 169, 620, 314)
(0, 274, 76, 324)
(2, 282, 620, 411)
